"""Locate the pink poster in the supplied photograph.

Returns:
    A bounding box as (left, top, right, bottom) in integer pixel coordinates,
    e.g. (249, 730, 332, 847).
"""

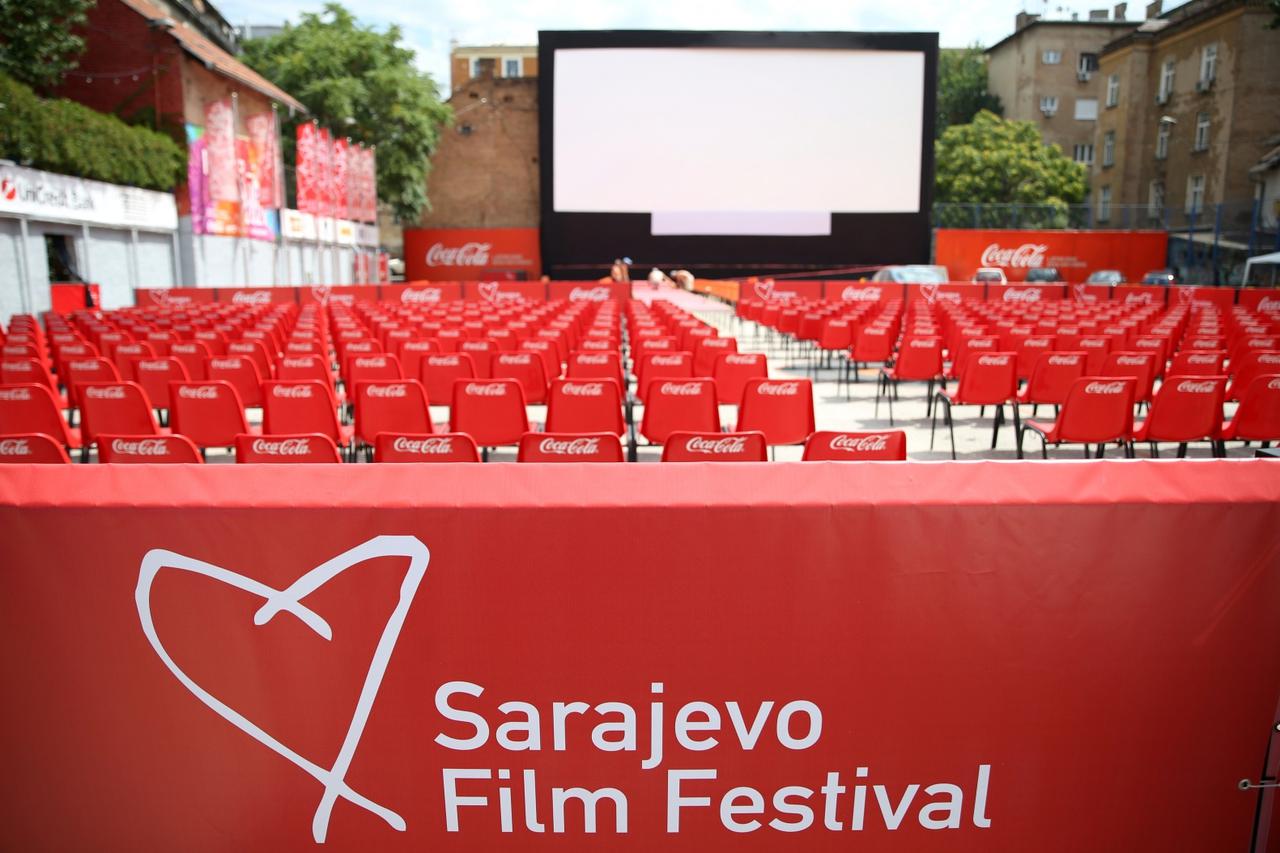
(295, 123, 318, 215)
(203, 100, 237, 203)
(332, 137, 349, 221)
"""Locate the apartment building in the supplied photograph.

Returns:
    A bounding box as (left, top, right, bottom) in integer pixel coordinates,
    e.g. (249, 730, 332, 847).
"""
(450, 44, 538, 92)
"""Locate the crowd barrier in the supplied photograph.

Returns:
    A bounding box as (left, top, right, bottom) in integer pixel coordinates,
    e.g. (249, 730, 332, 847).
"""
(1, 461, 1278, 851)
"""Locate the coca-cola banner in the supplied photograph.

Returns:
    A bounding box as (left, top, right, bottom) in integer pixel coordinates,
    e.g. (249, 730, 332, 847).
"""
(985, 283, 1066, 303)
(1239, 288, 1280, 312)
(134, 288, 217, 307)
(297, 285, 381, 306)
(404, 228, 541, 281)
(382, 282, 465, 304)
(934, 230, 1168, 283)
(548, 281, 632, 302)
(739, 279, 824, 302)
(822, 282, 899, 304)
(1, 463, 1278, 851)
(903, 283, 986, 304)
(1112, 285, 1169, 307)
(463, 281, 547, 303)
(213, 287, 300, 306)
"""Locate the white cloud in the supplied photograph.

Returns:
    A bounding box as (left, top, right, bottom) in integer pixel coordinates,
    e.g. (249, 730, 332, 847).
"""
(215, 0, 1124, 92)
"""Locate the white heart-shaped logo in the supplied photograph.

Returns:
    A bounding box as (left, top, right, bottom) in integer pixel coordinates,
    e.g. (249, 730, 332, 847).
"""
(478, 281, 501, 302)
(1177, 287, 1196, 305)
(149, 289, 173, 307)
(1073, 283, 1096, 303)
(753, 280, 774, 301)
(311, 284, 332, 306)
(919, 283, 939, 304)
(135, 536, 429, 843)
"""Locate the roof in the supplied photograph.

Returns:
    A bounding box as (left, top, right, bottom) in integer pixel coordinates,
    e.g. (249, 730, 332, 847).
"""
(985, 19, 1139, 55)
(1100, 0, 1251, 57)
(1250, 144, 1280, 175)
(118, 0, 305, 113)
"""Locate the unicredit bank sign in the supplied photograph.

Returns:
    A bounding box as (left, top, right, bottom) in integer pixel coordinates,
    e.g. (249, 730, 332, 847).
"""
(1, 464, 1277, 851)
(404, 227, 540, 281)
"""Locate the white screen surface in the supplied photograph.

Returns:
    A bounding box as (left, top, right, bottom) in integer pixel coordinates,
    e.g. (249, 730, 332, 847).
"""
(553, 47, 925, 225)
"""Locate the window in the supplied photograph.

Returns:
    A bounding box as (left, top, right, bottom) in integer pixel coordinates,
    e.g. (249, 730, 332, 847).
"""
(1098, 186, 1112, 223)
(1075, 98, 1098, 121)
(1102, 131, 1115, 167)
(1156, 122, 1170, 160)
(1042, 50, 1061, 65)
(503, 57, 522, 78)
(471, 58, 484, 79)
(1186, 175, 1205, 214)
(1039, 95, 1059, 116)
(1148, 180, 1165, 218)
(1106, 73, 1120, 107)
(1194, 112, 1210, 151)
(1073, 143, 1095, 165)
(1077, 53, 1099, 77)
(1158, 60, 1175, 101)
(1199, 44, 1217, 84)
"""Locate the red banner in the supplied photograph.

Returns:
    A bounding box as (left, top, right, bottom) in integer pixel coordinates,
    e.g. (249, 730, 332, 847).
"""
(934, 230, 1169, 284)
(821, 282, 902, 303)
(1, 463, 1278, 851)
(904, 282, 986, 304)
(246, 111, 282, 210)
(404, 228, 541, 281)
(1239, 288, 1280, 312)
(985, 283, 1067, 303)
(295, 123, 319, 216)
(382, 282, 465, 305)
(332, 137, 350, 222)
(297, 285, 380, 306)
(135, 288, 217, 307)
(317, 127, 334, 220)
(1113, 284, 1168, 307)
(739, 279, 824, 302)
(548, 281, 632, 302)
(213, 287, 299, 305)
(463, 281, 547, 303)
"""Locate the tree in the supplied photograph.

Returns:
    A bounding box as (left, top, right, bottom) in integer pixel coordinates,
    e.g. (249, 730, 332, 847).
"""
(935, 110, 1087, 213)
(0, 0, 94, 92)
(936, 46, 1002, 138)
(241, 4, 452, 222)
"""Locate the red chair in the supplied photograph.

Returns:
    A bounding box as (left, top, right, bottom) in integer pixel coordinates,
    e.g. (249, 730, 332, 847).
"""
(712, 352, 768, 405)
(396, 339, 438, 381)
(261, 380, 354, 457)
(519, 340, 561, 383)
(276, 353, 342, 401)
(1132, 375, 1226, 457)
(693, 336, 738, 377)
(420, 353, 476, 406)
(129, 357, 189, 415)
(638, 378, 719, 459)
(1226, 351, 1280, 401)
(206, 355, 264, 409)
(491, 351, 549, 404)
(345, 354, 403, 399)
(1019, 377, 1136, 459)
(449, 379, 529, 453)
(353, 380, 434, 455)
(62, 357, 120, 414)
(1076, 336, 1112, 374)
(544, 377, 625, 436)
(460, 339, 497, 378)
(0, 384, 81, 451)
(1, 358, 60, 400)
(1016, 351, 1087, 416)
(661, 431, 767, 462)
(517, 432, 624, 462)
(848, 324, 894, 385)
(802, 430, 907, 461)
(0, 433, 71, 464)
(736, 377, 815, 446)
(1168, 349, 1226, 377)
(234, 433, 342, 464)
(1013, 334, 1056, 382)
(876, 337, 942, 425)
(169, 381, 254, 450)
(374, 432, 480, 463)
(97, 434, 203, 464)
(567, 351, 626, 390)
(1102, 352, 1157, 405)
(931, 352, 1019, 460)
(635, 351, 694, 401)
(110, 342, 155, 375)
(1217, 374, 1280, 452)
(227, 340, 274, 381)
(169, 341, 211, 381)
(79, 382, 163, 459)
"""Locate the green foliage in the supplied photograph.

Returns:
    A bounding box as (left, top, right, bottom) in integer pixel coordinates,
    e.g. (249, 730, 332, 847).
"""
(241, 3, 452, 222)
(0, 73, 185, 190)
(934, 110, 1087, 211)
(1269, 0, 1280, 28)
(936, 46, 1002, 138)
(0, 0, 94, 91)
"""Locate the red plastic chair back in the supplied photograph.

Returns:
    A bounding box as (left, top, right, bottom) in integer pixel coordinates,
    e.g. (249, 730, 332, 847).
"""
(374, 432, 479, 463)
(736, 377, 815, 445)
(952, 353, 1018, 405)
(130, 357, 189, 410)
(354, 380, 433, 445)
(517, 432, 624, 463)
(111, 342, 155, 374)
(79, 382, 160, 446)
(545, 378, 624, 436)
(0, 433, 71, 464)
(459, 339, 497, 378)
(1226, 351, 1280, 401)
(97, 434, 203, 463)
(640, 379, 720, 445)
(891, 337, 943, 381)
(206, 355, 264, 408)
(1102, 351, 1157, 402)
(661, 431, 767, 462)
(1168, 350, 1225, 376)
(169, 381, 249, 448)
(802, 430, 907, 461)
(519, 340, 561, 383)
(491, 352, 549, 404)
(396, 339, 438, 380)
(169, 341, 211, 381)
(449, 379, 529, 446)
(0, 385, 77, 447)
(1076, 336, 1112, 374)
(712, 352, 768, 405)
(227, 340, 274, 380)
(345, 354, 403, 389)
(1222, 374, 1280, 441)
(276, 354, 335, 390)
(63, 357, 120, 409)
(566, 351, 626, 390)
(852, 325, 894, 363)
(261, 380, 344, 445)
(235, 433, 341, 463)
(1053, 377, 1137, 444)
(693, 336, 737, 376)
(1013, 334, 1056, 380)
(1020, 351, 1086, 406)
(1135, 375, 1225, 443)
(636, 351, 693, 399)
(420, 353, 476, 405)
(1, 358, 57, 392)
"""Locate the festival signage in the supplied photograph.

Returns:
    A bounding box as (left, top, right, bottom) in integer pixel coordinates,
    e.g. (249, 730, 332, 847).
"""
(404, 228, 541, 281)
(0, 463, 1276, 851)
(185, 101, 279, 241)
(0, 164, 176, 231)
(935, 230, 1168, 283)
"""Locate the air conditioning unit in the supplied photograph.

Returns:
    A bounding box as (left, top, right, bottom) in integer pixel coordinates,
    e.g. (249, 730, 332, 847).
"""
(1195, 77, 1215, 93)
(1041, 106, 1057, 116)
(1077, 70, 1092, 82)
(1155, 91, 1170, 105)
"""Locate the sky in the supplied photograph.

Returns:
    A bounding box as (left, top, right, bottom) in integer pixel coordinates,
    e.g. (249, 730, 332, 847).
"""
(213, 0, 1134, 91)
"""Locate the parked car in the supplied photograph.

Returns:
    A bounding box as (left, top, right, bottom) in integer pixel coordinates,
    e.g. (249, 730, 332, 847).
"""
(870, 265, 950, 284)
(1086, 269, 1125, 285)
(1024, 267, 1063, 282)
(1141, 269, 1177, 286)
(971, 267, 1008, 283)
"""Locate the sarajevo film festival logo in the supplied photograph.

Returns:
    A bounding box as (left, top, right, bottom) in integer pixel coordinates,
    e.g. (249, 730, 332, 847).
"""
(135, 536, 430, 842)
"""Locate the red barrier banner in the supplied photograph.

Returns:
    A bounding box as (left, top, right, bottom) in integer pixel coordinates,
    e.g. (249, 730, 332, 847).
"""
(213, 287, 299, 306)
(135, 288, 217, 307)
(404, 228, 541, 282)
(1113, 284, 1168, 307)
(548, 281, 632, 302)
(298, 285, 382, 307)
(1170, 285, 1236, 310)
(463, 281, 547, 303)
(381, 282, 465, 306)
(1, 463, 1278, 852)
(1239, 288, 1280, 312)
(821, 282, 903, 303)
(904, 282, 986, 304)
(934, 229, 1168, 283)
(985, 283, 1067, 303)
(740, 279, 824, 301)
(1069, 283, 1112, 302)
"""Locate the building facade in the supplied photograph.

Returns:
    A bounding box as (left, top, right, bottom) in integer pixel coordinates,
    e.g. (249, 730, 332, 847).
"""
(987, 8, 1139, 171)
(449, 44, 538, 93)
